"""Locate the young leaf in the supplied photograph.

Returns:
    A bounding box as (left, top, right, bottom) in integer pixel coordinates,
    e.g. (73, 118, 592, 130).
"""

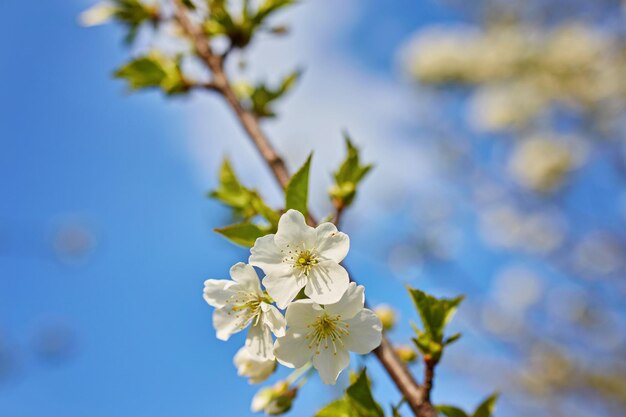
(253, 0, 297, 24)
(472, 394, 498, 417)
(114, 53, 187, 95)
(444, 332, 462, 346)
(112, 0, 159, 43)
(345, 370, 385, 417)
(210, 159, 280, 226)
(115, 56, 167, 90)
(391, 405, 403, 417)
(329, 133, 373, 207)
(244, 70, 302, 117)
(315, 369, 384, 417)
(408, 288, 464, 343)
(214, 223, 267, 247)
(436, 405, 470, 417)
(210, 159, 247, 206)
(203, 0, 296, 48)
(285, 154, 312, 219)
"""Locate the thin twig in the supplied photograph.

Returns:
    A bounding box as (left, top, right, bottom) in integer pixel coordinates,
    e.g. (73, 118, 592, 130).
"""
(171, 1, 432, 415)
(423, 357, 437, 402)
(333, 199, 346, 227)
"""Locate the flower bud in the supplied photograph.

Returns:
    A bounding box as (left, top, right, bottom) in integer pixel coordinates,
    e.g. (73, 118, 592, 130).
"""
(395, 344, 418, 364)
(251, 381, 297, 415)
(234, 347, 276, 384)
(374, 304, 396, 331)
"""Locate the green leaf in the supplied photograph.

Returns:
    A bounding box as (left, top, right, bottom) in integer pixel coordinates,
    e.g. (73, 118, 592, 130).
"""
(214, 223, 267, 247)
(436, 405, 470, 417)
(210, 159, 280, 226)
(315, 369, 384, 417)
(211, 159, 247, 206)
(204, 0, 242, 41)
(202, 0, 296, 48)
(412, 334, 441, 358)
(253, 0, 296, 24)
(245, 70, 301, 118)
(114, 53, 187, 95)
(315, 400, 354, 417)
(112, 0, 159, 43)
(436, 393, 498, 417)
(391, 405, 403, 417)
(472, 394, 498, 417)
(278, 70, 301, 95)
(285, 154, 312, 219)
(444, 332, 462, 346)
(329, 133, 373, 207)
(408, 288, 464, 343)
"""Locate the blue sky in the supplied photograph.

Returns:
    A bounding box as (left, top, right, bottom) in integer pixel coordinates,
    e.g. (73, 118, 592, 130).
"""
(3, 0, 606, 416)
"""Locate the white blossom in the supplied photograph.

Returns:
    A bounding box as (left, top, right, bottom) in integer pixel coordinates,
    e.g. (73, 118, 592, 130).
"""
(234, 347, 276, 384)
(78, 2, 117, 27)
(203, 263, 285, 359)
(249, 209, 350, 309)
(274, 283, 382, 384)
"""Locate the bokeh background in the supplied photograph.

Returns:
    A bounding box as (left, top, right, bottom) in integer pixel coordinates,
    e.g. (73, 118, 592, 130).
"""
(2, 0, 626, 416)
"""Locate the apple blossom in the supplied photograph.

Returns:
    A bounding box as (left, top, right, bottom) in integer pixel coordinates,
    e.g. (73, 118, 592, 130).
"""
(249, 209, 350, 309)
(203, 262, 285, 359)
(273, 283, 382, 384)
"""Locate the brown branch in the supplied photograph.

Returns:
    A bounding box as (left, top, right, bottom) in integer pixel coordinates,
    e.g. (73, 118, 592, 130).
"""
(172, 1, 290, 190)
(417, 358, 440, 417)
(332, 199, 346, 227)
(423, 357, 437, 402)
(171, 1, 432, 415)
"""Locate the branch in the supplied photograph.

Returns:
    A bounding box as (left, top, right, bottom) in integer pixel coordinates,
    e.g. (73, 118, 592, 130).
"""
(333, 199, 346, 227)
(172, 0, 290, 190)
(423, 357, 437, 403)
(171, 1, 432, 415)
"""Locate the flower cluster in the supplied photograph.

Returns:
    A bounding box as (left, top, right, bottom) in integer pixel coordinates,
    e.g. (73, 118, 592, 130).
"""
(404, 23, 626, 133)
(203, 209, 382, 387)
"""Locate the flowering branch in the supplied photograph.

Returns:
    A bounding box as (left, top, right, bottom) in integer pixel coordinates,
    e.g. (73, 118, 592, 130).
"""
(169, 1, 433, 414)
(82, 0, 497, 415)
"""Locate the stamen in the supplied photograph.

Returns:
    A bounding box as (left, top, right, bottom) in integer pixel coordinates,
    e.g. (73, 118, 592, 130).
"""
(225, 291, 265, 329)
(283, 244, 320, 276)
(305, 313, 350, 355)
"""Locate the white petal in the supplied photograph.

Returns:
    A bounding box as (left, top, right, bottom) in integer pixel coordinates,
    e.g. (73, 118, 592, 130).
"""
(261, 303, 286, 337)
(249, 234, 284, 273)
(324, 282, 364, 320)
(234, 347, 276, 384)
(203, 279, 237, 308)
(304, 260, 350, 305)
(78, 2, 116, 27)
(246, 322, 275, 360)
(275, 209, 316, 250)
(273, 328, 313, 368)
(251, 387, 273, 412)
(213, 307, 247, 341)
(343, 309, 383, 354)
(312, 346, 350, 385)
(229, 262, 262, 295)
(285, 299, 323, 329)
(263, 267, 307, 309)
(315, 222, 350, 263)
